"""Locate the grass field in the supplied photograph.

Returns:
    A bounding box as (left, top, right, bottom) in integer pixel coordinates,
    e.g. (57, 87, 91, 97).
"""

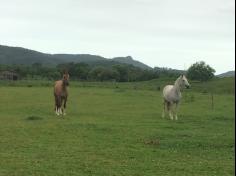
(0, 78, 235, 176)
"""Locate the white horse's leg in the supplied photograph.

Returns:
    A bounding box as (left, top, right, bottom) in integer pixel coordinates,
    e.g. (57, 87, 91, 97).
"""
(174, 103, 179, 120)
(169, 112, 174, 120)
(168, 102, 174, 120)
(175, 114, 178, 120)
(162, 100, 166, 118)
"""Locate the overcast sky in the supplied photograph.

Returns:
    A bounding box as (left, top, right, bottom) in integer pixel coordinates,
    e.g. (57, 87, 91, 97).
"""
(0, 0, 235, 74)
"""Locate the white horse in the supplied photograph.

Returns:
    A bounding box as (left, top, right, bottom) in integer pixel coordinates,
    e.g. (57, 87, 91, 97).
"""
(162, 75, 190, 120)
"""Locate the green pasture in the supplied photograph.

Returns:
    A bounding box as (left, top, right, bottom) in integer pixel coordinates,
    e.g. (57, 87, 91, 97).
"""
(0, 78, 234, 176)
(0, 77, 234, 94)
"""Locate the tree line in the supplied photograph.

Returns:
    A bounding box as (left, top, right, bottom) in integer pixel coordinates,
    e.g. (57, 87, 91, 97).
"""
(0, 61, 215, 82)
(0, 62, 183, 82)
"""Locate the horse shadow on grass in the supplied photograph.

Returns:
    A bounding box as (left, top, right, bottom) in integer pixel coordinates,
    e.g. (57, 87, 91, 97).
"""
(25, 116, 43, 121)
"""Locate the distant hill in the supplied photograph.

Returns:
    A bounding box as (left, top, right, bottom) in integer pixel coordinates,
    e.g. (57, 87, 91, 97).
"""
(0, 45, 152, 69)
(0, 45, 58, 65)
(217, 71, 235, 78)
(112, 56, 151, 70)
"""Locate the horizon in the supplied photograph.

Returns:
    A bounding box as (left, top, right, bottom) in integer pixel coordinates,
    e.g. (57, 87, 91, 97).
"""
(0, 0, 235, 74)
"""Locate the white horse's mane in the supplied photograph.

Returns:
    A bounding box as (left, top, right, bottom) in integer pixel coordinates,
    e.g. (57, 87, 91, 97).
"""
(174, 75, 185, 91)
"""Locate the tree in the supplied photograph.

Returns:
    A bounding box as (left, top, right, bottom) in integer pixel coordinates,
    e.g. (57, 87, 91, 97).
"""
(187, 61, 215, 81)
(74, 63, 90, 80)
(88, 67, 119, 81)
(112, 65, 129, 82)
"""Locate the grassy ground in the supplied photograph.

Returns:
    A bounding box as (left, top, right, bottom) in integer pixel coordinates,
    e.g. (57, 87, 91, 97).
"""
(0, 83, 234, 175)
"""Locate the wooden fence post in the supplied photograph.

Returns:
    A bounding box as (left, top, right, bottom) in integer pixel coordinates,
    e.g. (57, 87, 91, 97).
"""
(211, 92, 214, 110)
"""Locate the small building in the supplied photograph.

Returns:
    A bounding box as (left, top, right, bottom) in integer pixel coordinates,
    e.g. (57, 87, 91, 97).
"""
(0, 71, 19, 80)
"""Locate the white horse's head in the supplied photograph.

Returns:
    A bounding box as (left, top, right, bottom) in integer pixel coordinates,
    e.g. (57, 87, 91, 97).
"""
(176, 75, 191, 89)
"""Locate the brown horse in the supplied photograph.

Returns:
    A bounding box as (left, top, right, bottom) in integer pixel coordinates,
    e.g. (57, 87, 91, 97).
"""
(54, 72, 69, 116)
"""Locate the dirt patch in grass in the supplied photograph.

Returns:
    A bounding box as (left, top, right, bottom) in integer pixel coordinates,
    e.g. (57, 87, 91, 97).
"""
(144, 138, 160, 147)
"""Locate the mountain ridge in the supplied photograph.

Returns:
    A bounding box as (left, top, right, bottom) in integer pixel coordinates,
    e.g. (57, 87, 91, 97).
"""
(0, 45, 152, 70)
(217, 71, 235, 78)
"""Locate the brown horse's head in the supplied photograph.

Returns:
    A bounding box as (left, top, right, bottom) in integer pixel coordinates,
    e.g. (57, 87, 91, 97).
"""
(62, 72, 70, 86)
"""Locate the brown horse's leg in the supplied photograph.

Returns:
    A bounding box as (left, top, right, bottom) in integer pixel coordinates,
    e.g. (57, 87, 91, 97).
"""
(54, 95, 58, 115)
(63, 96, 67, 115)
(61, 97, 64, 115)
(56, 96, 62, 115)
